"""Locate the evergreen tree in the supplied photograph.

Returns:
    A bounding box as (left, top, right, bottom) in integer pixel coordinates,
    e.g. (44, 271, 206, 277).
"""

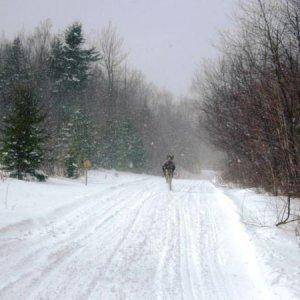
(100, 119, 146, 170)
(56, 110, 97, 178)
(64, 151, 79, 179)
(70, 110, 97, 163)
(49, 23, 99, 99)
(0, 38, 31, 109)
(98, 121, 117, 169)
(48, 38, 65, 95)
(0, 85, 46, 181)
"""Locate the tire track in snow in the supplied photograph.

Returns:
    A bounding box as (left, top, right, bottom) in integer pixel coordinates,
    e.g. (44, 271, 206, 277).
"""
(154, 192, 174, 298)
(0, 177, 149, 264)
(176, 197, 195, 300)
(0, 188, 131, 292)
(33, 181, 161, 299)
(92, 190, 164, 298)
(0, 180, 155, 298)
(83, 190, 161, 298)
(0, 176, 273, 299)
(180, 194, 200, 300)
(205, 198, 236, 299)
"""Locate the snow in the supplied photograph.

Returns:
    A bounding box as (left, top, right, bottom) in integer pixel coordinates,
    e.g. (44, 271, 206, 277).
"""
(0, 170, 299, 299)
(222, 187, 300, 299)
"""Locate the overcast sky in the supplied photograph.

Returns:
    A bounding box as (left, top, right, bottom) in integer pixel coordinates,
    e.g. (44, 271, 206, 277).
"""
(0, 0, 235, 96)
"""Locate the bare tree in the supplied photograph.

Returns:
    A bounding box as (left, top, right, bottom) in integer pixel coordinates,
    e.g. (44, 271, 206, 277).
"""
(97, 22, 127, 120)
(194, 0, 300, 224)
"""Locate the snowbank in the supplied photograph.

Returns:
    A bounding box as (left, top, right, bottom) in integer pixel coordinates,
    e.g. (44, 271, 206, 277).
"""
(0, 170, 147, 232)
(222, 187, 300, 299)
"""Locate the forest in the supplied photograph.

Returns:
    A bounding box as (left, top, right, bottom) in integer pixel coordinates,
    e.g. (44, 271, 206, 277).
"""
(193, 0, 300, 207)
(0, 21, 206, 180)
(0, 0, 299, 204)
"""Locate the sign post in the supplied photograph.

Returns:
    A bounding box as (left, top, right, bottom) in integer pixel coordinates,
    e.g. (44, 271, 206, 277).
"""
(83, 160, 92, 186)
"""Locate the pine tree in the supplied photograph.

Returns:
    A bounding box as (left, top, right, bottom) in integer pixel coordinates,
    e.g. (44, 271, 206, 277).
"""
(99, 121, 117, 169)
(116, 119, 147, 170)
(64, 151, 79, 179)
(100, 119, 146, 170)
(56, 110, 97, 178)
(49, 22, 99, 99)
(48, 38, 65, 95)
(0, 38, 31, 109)
(49, 23, 100, 132)
(70, 110, 97, 162)
(0, 85, 46, 181)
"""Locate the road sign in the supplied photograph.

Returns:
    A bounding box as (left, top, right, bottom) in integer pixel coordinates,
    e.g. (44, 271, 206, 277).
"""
(83, 160, 92, 170)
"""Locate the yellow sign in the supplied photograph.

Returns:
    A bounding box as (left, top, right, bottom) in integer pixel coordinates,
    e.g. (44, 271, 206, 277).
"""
(83, 160, 92, 170)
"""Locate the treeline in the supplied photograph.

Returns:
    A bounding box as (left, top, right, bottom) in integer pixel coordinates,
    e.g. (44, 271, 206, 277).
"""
(194, 0, 299, 201)
(0, 21, 202, 180)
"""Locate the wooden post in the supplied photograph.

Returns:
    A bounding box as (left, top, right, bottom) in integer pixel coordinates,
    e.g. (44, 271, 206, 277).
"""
(83, 160, 92, 186)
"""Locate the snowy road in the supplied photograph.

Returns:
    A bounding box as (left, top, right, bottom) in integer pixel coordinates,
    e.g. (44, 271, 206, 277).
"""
(0, 173, 273, 299)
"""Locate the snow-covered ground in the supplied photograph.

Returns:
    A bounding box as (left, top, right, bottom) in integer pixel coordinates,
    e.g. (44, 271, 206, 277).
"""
(0, 170, 299, 299)
(222, 186, 300, 299)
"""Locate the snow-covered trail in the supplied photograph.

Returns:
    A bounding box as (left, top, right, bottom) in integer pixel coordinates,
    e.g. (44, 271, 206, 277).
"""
(0, 174, 272, 300)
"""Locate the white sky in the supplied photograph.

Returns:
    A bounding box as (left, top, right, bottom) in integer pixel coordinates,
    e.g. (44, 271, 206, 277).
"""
(0, 0, 235, 96)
